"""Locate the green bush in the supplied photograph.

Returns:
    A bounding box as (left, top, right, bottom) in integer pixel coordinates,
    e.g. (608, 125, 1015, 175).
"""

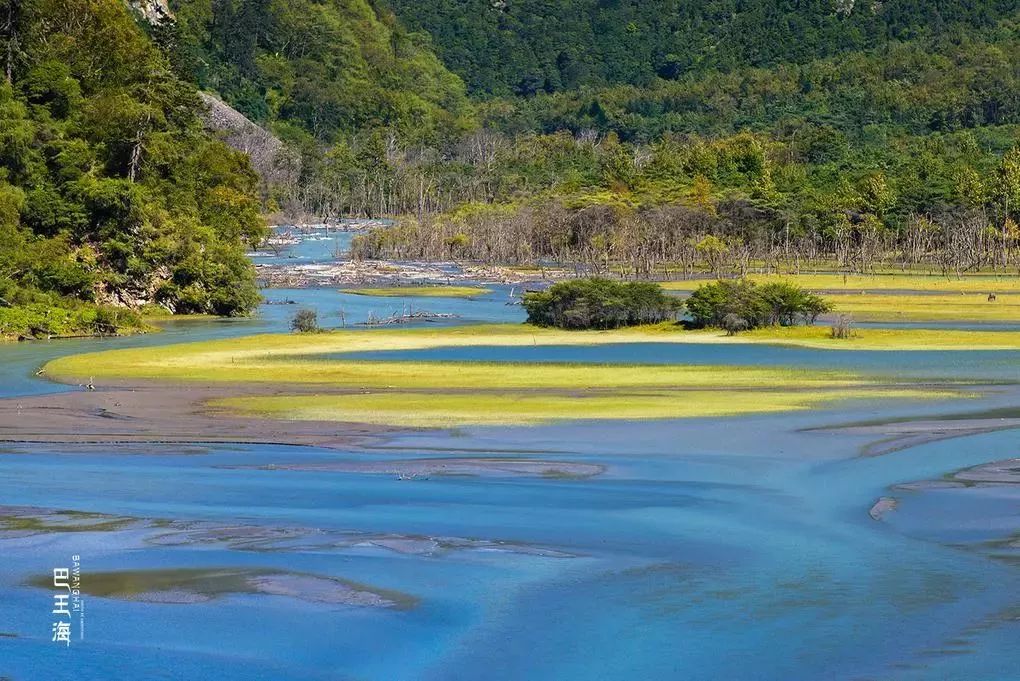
(290, 309, 319, 333)
(523, 278, 680, 330)
(686, 280, 829, 330)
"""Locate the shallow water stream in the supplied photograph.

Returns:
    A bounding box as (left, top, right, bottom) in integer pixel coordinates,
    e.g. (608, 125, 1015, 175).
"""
(2, 233, 1019, 680)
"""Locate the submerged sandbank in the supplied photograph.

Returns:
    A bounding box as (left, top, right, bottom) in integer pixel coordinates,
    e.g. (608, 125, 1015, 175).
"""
(222, 456, 605, 478)
(27, 567, 417, 608)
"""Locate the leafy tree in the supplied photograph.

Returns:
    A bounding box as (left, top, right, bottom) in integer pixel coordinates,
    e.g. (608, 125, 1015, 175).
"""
(523, 277, 679, 329)
(686, 280, 828, 329)
(0, 0, 268, 337)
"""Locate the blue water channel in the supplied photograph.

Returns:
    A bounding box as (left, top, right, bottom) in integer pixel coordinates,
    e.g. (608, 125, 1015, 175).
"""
(1, 231, 1019, 680)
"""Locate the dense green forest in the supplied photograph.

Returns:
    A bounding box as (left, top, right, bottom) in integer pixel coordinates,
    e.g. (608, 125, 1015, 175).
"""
(0, 0, 266, 338)
(384, 0, 1018, 96)
(162, 0, 474, 182)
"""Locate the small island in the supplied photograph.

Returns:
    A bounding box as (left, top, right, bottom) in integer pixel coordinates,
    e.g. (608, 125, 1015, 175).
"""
(341, 285, 492, 298)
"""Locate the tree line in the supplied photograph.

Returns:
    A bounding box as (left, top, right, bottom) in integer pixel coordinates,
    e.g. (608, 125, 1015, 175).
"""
(349, 128, 1020, 277)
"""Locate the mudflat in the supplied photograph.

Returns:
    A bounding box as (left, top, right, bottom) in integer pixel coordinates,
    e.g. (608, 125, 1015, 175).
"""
(0, 383, 390, 450)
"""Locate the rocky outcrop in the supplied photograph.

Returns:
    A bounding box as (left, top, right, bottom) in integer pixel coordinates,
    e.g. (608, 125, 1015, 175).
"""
(198, 92, 301, 189)
(126, 0, 173, 24)
(121, 2, 299, 189)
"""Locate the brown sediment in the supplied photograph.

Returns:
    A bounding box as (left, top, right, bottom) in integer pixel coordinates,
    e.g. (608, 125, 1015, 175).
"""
(813, 416, 1020, 457)
(0, 505, 576, 558)
(256, 259, 566, 288)
(220, 457, 604, 479)
(0, 383, 392, 450)
(868, 496, 899, 520)
(146, 521, 577, 557)
(951, 458, 1020, 484)
(896, 458, 1020, 492)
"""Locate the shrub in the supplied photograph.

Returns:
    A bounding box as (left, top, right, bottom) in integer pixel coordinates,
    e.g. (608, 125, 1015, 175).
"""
(756, 281, 830, 326)
(831, 314, 854, 339)
(290, 308, 319, 333)
(686, 279, 829, 330)
(523, 277, 680, 329)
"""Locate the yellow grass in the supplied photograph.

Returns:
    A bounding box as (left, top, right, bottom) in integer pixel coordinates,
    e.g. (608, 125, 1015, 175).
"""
(341, 286, 491, 298)
(45, 344, 858, 390)
(826, 292, 1020, 322)
(660, 273, 1020, 293)
(742, 325, 1020, 350)
(43, 323, 1020, 390)
(213, 387, 957, 427)
(43, 323, 989, 428)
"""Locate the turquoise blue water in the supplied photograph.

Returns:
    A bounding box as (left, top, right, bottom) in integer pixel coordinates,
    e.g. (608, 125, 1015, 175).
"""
(344, 342, 1020, 381)
(2, 235, 1019, 679)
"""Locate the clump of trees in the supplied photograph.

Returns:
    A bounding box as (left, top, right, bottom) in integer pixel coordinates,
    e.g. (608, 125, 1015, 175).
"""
(523, 278, 680, 329)
(685, 280, 829, 331)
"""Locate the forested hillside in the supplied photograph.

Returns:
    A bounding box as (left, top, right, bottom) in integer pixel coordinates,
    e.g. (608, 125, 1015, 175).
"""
(0, 0, 265, 338)
(163, 0, 474, 144)
(385, 0, 1017, 96)
(4, 0, 1020, 340)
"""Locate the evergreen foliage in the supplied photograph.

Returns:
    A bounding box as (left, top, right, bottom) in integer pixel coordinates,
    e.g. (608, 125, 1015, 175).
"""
(165, 0, 474, 144)
(523, 278, 680, 329)
(0, 0, 266, 337)
(385, 0, 1017, 96)
(686, 280, 830, 329)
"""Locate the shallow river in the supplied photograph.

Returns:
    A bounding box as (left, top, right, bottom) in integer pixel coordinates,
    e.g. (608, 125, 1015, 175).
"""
(1, 233, 1019, 680)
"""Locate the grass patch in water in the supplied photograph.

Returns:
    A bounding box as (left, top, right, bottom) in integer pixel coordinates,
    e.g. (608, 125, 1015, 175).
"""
(660, 273, 1020, 293)
(342, 285, 491, 298)
(0, 510, 135, 534)
(828, 293, 1020, 322)
(47, 334, 866, 390)
(25, 567, 418, 608)
(40, 323, 989, 428)
(212, 387, 960, 427)
(742, 325, 1020, 350)
(43, 323, 1020, 390)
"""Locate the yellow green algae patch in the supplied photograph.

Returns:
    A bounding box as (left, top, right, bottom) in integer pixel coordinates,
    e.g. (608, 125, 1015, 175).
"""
(26, 568, 417, 608)
(43, 323, 1020, 389)
(211, 387, 959, 428)
(741, 325, 1020, 350)
(46, 352, 861, 390)
(827, 293, 1020, 322)
(341, 285, 491, 298)
(40, 323, 986, 428)
(660, 273, 1020, 293)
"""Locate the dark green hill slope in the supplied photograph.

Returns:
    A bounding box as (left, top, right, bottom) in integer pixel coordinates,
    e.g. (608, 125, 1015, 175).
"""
(163, 0, 474, 144)
(386, 0, 1018, 96)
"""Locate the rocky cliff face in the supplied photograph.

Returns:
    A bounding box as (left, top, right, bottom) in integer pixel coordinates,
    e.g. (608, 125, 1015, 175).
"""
(122, 1, 299, 189)
(126, 0, 173, 24)
(198, 92, 301, 189)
